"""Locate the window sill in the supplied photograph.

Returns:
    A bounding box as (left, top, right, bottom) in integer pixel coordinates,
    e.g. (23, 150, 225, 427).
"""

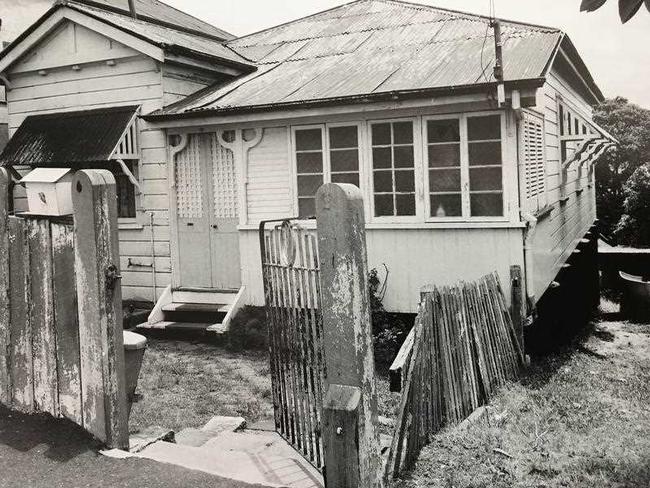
(118, 221, 144, 231)
(240, 221, 526, 231)
(534, 205, 554, 222)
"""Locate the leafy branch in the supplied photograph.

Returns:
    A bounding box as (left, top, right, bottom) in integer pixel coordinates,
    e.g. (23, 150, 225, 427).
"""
(580, 0, 650, 23)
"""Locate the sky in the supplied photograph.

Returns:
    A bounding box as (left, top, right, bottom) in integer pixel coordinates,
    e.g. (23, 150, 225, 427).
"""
(1, 0, 649, 108)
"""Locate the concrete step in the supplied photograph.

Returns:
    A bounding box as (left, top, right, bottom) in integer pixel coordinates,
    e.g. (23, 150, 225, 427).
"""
(176, 416, 246, 448)
(162, 303, 230, 313)
(138, 433, 323, 488)
(137, 321, 215, 332)
(172, 290, 239, 305)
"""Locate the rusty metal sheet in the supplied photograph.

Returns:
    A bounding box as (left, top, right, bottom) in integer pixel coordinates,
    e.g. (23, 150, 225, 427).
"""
(0, 106, 138, 166)
(162, 0, 564, 116)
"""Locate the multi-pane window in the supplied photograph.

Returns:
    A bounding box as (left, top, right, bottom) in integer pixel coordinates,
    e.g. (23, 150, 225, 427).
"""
(112, 160, 137, 219)
(371, 121, 416, 217)
(295, 128, 324, 218)
(468, 115, 503, 217)
(425, 114, 504, 219)
(427, 119, 462, 217)
(294, 125, 360, 218)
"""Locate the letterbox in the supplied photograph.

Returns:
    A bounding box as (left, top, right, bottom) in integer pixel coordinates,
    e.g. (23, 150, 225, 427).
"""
(19, 168, 74, 216)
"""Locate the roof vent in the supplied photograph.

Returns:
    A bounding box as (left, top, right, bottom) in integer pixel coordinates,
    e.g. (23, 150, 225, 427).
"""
(127, 0, 138, 19)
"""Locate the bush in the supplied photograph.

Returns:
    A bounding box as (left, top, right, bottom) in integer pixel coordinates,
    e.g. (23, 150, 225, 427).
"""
(226, 306, 268, 351)
(368, 267, 413, 371)
(614, 163, 650, 248)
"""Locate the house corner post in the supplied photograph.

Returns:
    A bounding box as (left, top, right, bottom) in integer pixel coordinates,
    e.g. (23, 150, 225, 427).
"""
(316, 183, 382, 488)
(0, 169, 10, 405)
(72, 170, 129, 450)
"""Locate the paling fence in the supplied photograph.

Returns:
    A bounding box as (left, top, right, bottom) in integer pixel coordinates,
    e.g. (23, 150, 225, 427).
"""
(0, 169, 129, 449)
(385, 273, 525, 480)
(259, 219, 325, 471)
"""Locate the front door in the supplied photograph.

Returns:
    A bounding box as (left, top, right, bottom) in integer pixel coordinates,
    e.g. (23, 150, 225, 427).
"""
(175, 133, 241, 291)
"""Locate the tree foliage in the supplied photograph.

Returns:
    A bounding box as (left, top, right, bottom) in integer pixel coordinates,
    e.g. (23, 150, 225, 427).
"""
(580, 0, 650, 23)
(593, 97, 650, 241)
(614, 164, 650, 247)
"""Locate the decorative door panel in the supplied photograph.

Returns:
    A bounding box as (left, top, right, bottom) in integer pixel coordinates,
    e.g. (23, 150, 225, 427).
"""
(176, 133, 212, 288)
(209, 134, 241, 290)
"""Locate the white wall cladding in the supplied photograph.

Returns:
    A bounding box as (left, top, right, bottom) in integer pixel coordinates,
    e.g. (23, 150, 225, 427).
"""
(246, 126, 293, 222)
(530, 68, 598, 300)
(240, 226, 524, 313)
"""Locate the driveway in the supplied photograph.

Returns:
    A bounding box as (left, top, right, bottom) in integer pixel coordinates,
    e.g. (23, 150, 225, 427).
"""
(0, 405, 267, 488)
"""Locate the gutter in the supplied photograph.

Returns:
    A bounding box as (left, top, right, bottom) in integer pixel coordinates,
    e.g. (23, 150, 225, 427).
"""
(143, 77, 547, 121)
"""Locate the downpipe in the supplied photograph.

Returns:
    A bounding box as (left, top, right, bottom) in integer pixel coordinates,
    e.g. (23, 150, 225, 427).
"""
(521, 212, 538, 321)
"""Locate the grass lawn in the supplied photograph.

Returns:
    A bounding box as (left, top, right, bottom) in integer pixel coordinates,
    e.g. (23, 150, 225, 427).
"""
(393, 311, 650, 488)
(129, 338, 398, 435)
(128, 339, 274, 433)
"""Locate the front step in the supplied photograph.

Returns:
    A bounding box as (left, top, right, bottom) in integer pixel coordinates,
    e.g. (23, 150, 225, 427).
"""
(140, 285, 246, 336)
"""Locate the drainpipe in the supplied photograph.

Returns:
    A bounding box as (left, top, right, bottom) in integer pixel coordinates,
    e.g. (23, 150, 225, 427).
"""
(127, 0, 138, 19)
(150, 211, 157, 303)
(522, 212, 538, 310)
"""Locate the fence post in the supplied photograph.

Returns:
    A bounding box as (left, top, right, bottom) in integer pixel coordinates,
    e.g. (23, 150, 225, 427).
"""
(72, 170, 128, 450)
(510, 265, 525, 353)
(316, 183, 382, 488)
(0, 169, 10, 405)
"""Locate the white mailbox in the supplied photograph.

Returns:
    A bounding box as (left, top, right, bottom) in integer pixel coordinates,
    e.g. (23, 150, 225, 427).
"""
(20, 168, 74, 216)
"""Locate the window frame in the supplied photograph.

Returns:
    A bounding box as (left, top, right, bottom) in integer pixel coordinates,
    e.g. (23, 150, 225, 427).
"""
(290, 122, 363, 219)
(423, 111, 508, 222)
(367, 116, 423, 224)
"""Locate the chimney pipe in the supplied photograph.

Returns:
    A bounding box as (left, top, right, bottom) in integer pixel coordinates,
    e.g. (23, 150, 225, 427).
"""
(127, 0, 138, 19)
(491, 19, 506, 106)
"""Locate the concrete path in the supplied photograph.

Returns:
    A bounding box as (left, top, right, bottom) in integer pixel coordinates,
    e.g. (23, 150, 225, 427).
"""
(0, 405, 267, 488)
(136, 421, 324, 488)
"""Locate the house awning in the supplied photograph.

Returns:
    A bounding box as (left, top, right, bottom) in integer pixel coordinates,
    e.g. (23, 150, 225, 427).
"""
(0, 105, 140, 168)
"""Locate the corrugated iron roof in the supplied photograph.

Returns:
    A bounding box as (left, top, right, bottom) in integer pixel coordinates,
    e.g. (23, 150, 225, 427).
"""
(67, 2, 252, 67)
(0, 106, 139, 166)
(157, 0, 566, 118)
(70, 0, 234, 40)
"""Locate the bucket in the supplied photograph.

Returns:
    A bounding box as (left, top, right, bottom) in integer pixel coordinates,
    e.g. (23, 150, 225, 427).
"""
(123, 330, 147, 416)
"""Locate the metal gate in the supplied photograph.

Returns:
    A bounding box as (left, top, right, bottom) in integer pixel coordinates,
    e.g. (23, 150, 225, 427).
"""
(259, 219, 325, 471)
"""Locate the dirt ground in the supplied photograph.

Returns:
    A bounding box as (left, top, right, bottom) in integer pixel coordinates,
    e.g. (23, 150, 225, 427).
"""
(393, 315, 650, 488)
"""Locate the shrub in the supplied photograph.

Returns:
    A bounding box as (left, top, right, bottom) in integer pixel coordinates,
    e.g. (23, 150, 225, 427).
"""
(226, 306, 268, 351)
(614, 163, 650, 248)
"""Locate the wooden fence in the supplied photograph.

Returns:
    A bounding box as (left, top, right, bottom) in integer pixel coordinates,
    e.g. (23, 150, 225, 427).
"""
(259, 219, 325, 471)
(0, 168, 129, 449)
(386, 273, 524, 480)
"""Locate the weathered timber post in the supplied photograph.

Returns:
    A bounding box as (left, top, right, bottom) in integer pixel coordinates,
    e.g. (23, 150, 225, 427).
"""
(510, 265, 525, 353)
(0, 168, 10, 405)
(72, 170, 129, 450)
(316, 183, 382, 488)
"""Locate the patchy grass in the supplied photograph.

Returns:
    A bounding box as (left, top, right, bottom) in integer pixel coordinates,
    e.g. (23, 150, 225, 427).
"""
(394, 318, 650, 488)
(128, 339, 274, 434)
(129, 337, 397, 436)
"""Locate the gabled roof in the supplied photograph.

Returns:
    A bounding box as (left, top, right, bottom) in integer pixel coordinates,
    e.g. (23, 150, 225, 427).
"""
(0, 106, 139, 166)
(70, 0, 234, 41)
(0, 0, 254, 72)
(154, 0, 603, 120)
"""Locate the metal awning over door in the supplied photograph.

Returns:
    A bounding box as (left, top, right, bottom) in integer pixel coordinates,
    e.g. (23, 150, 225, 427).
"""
(0, 105, 140, 168)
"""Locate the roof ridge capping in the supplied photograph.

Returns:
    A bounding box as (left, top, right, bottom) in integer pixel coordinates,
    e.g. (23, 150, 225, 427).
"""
(228, 0, 561, 47)
(376, 0, 561, 32)
(59, 0, 235, 41)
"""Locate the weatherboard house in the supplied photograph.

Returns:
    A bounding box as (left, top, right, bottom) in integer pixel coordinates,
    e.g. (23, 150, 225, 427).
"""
(0, 0, 616, 331)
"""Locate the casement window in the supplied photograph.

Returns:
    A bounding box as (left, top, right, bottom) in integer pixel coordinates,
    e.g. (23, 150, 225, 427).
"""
(115, 160, 138, 219)
(370, 120, 416, 217)
(424, 113, 505, 219)
(293, 124, 361, 218)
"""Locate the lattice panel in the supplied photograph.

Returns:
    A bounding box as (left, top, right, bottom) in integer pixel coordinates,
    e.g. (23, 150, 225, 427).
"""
(210, 134, 238, 219)
(176, 135, 204, 219)
(523, 114, 546, 211)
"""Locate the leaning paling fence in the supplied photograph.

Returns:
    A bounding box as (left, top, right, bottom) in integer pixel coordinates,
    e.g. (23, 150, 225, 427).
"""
(0, 169, 129, 450)
(259, 219, 325, 471)
(386, 272, 525, 480)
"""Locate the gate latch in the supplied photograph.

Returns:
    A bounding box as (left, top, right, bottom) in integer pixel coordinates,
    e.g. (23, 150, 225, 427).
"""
(105, 264, 122, 290)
